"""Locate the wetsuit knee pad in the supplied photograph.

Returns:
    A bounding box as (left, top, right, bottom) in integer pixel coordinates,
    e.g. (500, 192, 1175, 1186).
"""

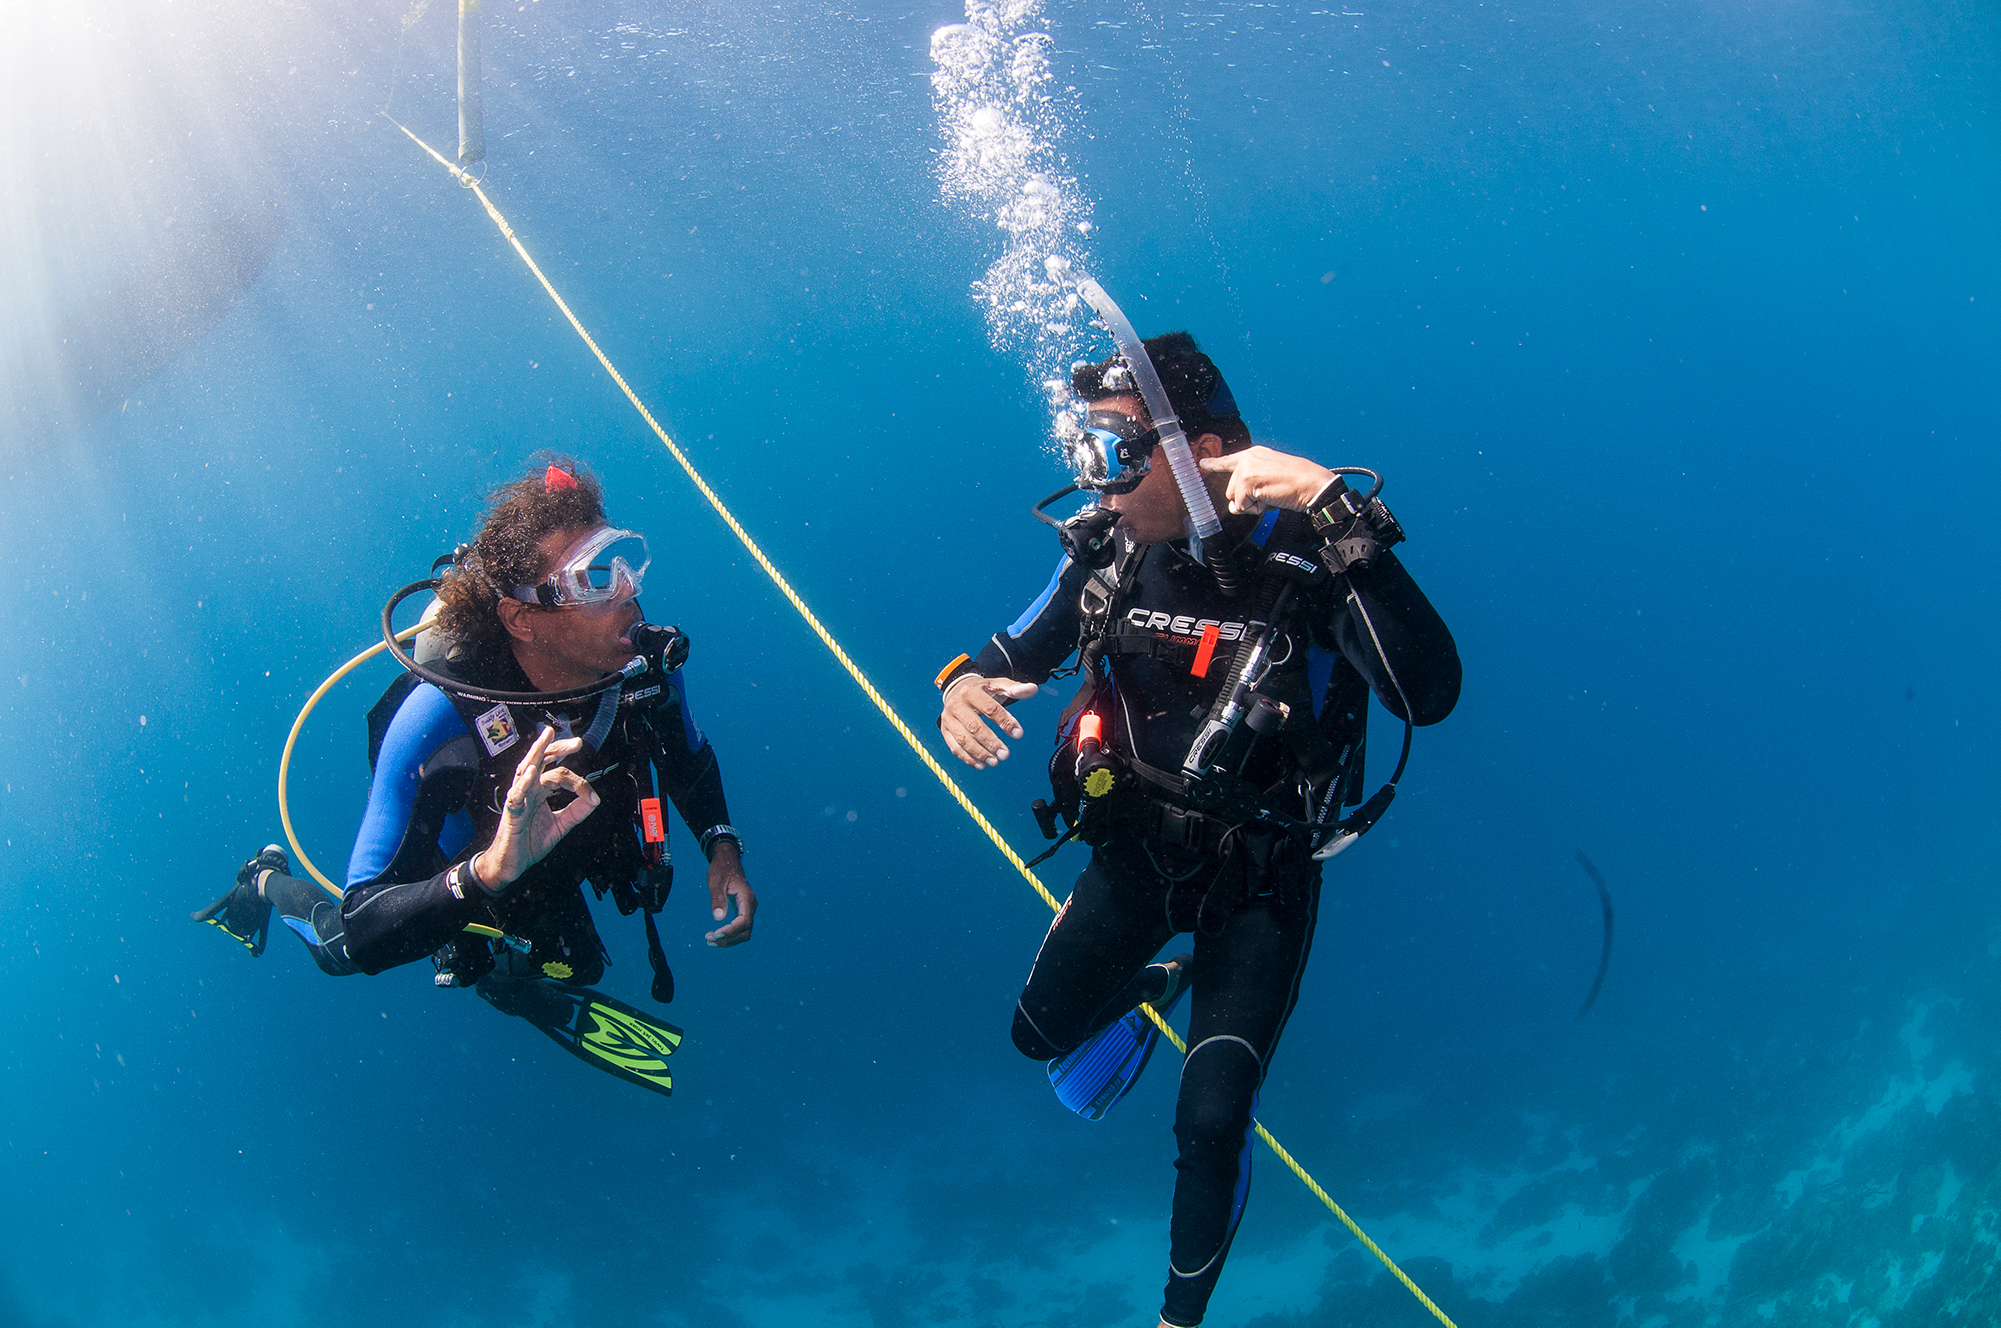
(1174, 1037, 1262, 1151)
(1012, 1001, 1064, 1061)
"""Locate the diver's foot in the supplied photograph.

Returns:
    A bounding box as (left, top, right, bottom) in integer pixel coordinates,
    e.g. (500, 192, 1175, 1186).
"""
(190, 844, 287, 956)
(245, 843, 290, 888)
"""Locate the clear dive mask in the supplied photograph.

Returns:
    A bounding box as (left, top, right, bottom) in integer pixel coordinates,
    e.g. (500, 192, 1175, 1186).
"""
(510, 526, 650, 609)
(1065, 409, 1161, 495)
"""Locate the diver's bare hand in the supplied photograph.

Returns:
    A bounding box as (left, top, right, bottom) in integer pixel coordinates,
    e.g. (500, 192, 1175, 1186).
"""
(704, 840, 756, 947)
(471, 728, 597, 892)
(1199, 447, 1336, 515)
(940, 674, 1039, 768)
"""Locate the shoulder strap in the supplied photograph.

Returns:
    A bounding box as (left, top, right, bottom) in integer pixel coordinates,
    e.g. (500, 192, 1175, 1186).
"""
(1072, 536, 1148, 672)
(361, 734, 483, 889)
(366, 672, 422, 774)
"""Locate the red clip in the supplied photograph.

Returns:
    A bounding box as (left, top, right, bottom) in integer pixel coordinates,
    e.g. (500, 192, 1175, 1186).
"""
(1190, 623, 1221, 678)
(640, 797, 665, 842)
(544, 465, 579, 492)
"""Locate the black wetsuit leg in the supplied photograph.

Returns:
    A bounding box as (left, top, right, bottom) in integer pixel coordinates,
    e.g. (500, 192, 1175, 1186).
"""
(1010, 848, 1180, 1060)
(1163, 865, 1320, 1328)
(260, 872, 363, 977)
(1010, 838, 1321, 1328)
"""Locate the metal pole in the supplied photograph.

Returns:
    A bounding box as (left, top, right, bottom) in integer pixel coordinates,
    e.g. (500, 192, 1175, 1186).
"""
(457, 0, 485, 165)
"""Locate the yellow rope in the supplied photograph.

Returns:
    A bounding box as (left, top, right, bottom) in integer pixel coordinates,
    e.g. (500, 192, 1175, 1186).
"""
(386, 113, 1456, 1328)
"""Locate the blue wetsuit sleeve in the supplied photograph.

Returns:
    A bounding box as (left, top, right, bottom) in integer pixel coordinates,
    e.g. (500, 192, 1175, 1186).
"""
(346, 683, 472, 889)
(663, 667, 704, 753)
(969, 553, 1085, 684)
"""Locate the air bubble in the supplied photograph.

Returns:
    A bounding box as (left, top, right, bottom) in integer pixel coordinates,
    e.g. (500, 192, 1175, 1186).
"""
(931, 0, 1098, 452)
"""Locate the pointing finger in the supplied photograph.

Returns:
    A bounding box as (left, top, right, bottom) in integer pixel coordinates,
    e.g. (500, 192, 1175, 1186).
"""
(518, 725, 556, 775)
(505, 728, 555, 805)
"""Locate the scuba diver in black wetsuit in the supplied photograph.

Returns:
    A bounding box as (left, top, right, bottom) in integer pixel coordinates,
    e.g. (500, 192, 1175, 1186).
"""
(194, 460, 755, 1095)
(935, 317, 1460, 1326)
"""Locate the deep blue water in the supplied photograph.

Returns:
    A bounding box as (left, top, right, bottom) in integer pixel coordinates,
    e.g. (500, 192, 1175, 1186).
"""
(2, 1, 1997, 1324)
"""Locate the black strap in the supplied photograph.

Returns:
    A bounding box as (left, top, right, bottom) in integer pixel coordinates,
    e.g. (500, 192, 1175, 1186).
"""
(1098, 628, 1197, 668)
(1068, 539, 1148, 674)
(631, 711, 677, 1005)
(1024, 822, 1082, 869)
(1145, 799, 1231, 856)
(1125, 753, 1192, 802)
(1055, 673, 1101, 734)
(642, 905, 675, 1004)
(366, 671, 423, 773)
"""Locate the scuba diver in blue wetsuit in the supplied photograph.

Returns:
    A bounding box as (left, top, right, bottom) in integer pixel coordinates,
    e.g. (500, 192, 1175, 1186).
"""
(194, 460, 754, 1095)
(935, 308, 1460, 1326)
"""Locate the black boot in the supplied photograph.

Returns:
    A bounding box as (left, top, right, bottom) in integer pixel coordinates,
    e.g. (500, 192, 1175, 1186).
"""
(190, 844, 288, 957)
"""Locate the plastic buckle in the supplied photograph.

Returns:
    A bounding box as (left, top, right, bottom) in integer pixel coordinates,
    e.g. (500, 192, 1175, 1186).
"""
(1152, 803, 1204, 852)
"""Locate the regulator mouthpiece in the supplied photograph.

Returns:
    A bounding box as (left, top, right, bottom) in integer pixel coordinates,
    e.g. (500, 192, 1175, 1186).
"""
(627, 622, 690, 675)
(1032, 485, 1122, 570)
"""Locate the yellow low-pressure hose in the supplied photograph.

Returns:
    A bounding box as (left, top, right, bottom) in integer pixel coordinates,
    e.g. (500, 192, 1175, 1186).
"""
(278, 626, 422, 900)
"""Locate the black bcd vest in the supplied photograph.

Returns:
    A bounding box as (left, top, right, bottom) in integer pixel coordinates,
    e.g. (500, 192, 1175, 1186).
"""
(362, 646, 679, 918)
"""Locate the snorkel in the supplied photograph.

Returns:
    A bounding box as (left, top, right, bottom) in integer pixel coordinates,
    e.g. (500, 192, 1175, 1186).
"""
(1057, 261, 1241, 597)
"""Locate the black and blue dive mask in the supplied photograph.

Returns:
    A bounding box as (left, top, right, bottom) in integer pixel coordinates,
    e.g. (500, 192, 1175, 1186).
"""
(1067, 410, 1162, 494)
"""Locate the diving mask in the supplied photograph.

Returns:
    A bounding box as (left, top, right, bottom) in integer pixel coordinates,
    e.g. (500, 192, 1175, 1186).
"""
(1066, 409, 1161, 494)
(510, 526, 650, 609)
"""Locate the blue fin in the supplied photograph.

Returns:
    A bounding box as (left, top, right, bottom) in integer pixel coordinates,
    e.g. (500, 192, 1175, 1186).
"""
(1046, 979, 1190, 1121)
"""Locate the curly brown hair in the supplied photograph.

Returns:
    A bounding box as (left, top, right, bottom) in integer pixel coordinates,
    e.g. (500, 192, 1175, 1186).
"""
(433, 456, 609, 656)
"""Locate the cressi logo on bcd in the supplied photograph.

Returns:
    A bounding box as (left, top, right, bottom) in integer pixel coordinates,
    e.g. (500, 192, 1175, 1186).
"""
(1264, 550, 1328, 585)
